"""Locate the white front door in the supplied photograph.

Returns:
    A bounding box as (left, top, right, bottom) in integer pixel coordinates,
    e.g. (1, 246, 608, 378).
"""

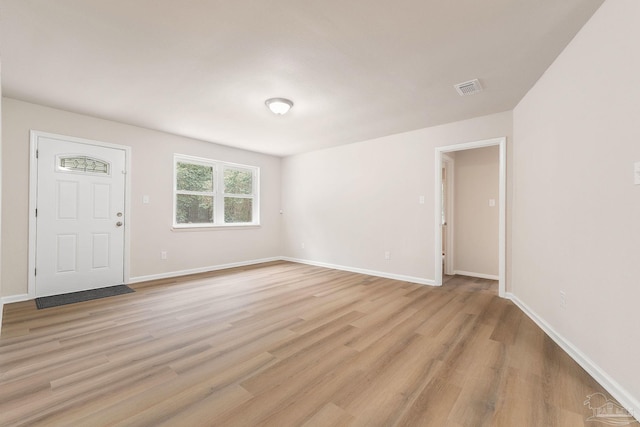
(35, 135, 126, 297)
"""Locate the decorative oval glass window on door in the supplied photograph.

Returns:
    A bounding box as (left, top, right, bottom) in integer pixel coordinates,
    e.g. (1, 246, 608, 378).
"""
(57, 155, 110, 175)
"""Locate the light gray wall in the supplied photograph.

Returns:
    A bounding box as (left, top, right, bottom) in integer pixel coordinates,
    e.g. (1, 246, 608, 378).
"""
(281, 111, 512, 283)
(512, 0, 640, 410)
(453, 145, 499, 277)
(1, 98, 282, 297)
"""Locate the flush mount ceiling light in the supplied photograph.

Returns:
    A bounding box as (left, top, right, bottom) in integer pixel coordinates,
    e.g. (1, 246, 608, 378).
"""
(265, 98, 294, 115)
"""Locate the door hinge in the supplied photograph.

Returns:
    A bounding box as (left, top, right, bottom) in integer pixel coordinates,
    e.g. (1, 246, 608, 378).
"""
(35, 268, 37, 276)
(36, 149, 39, 159)
(35, 208, 38, 217)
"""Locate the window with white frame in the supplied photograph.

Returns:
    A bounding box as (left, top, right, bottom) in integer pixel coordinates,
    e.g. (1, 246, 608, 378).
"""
(174, 154, 260, 227)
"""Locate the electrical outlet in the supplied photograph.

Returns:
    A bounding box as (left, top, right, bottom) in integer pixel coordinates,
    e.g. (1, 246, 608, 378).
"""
(161, 251, 167, 260)
(560, 291, 566, 309)
(384, 251, 391, 260)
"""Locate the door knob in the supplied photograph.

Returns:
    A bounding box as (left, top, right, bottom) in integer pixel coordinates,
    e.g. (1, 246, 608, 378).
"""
(116, 221, 123, 227)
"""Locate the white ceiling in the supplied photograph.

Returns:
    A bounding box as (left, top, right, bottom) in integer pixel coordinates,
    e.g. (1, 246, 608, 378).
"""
(1, 0, 604, 156)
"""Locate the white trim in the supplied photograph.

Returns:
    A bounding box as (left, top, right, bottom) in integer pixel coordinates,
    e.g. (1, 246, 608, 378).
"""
(282, 257, 436, 286)
(173, 153, 260, 228)
(28, 131, 132, 296)
(28, 135, 37, 298)
(441, 154, 455, 276)
(0, 84, 2, 333)
(507, 292, 640, 421)
(435, 137, 507, 297)
(2, 257, 434, 301)
(128, 257, 281, 284)
(1, 294, 31, 304)
(453, 270, 499, 280)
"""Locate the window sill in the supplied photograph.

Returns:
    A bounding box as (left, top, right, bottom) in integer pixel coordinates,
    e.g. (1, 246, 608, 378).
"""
(171, 224, 261, 231)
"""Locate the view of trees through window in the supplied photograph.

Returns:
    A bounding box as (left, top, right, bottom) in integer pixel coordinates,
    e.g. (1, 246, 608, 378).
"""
(175, 162, 214, 224)
(174, 157, 258, 226)
(224, 168, 253, 223)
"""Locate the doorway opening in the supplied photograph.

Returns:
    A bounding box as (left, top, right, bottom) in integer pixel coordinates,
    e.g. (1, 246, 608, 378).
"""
(434, 137, 506, 297)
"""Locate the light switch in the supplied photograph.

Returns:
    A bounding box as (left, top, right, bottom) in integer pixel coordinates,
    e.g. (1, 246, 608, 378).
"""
(489, 199, 496, 207)
(634, 161, 640, 185)
(143, 195, 150, 204)
(419, 196, 425, 204)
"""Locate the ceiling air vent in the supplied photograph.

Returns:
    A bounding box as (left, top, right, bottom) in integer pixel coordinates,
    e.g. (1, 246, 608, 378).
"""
(454, 79, 483, 96)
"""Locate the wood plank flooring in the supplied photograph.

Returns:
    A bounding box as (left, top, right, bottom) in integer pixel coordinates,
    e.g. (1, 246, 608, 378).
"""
(0, 261, 613, 426)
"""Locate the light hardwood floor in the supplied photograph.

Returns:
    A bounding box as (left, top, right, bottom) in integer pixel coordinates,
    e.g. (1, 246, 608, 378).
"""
(0, 261, 611, 426)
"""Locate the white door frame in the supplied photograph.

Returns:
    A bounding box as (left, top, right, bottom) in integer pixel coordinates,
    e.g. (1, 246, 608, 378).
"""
(434, 137, 506, 297)
(441, 153, 455, 276)
(28, 131, 132, 299)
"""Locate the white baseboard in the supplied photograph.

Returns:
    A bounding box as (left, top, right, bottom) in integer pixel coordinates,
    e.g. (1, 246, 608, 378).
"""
(0, 256, 435, 303)
(128, 257, 282, 284)
(0, 294, 31, 335)
(1, 259, 282, 301)
(2, 293, 31, 304)
(453, 270, 499, 280)
(507, 292, 640, 422)
(281, 257, 436, 286)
